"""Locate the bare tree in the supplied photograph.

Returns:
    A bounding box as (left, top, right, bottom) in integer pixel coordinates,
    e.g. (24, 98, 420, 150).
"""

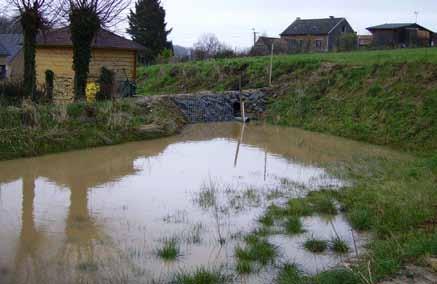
(6, 0, 58, 99)
(61, 0, 130, 101)
(192, 33, 235, 60)
(0, 15, 22, 33)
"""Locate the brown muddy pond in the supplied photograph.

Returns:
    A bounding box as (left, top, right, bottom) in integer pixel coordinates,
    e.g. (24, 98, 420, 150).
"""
(0, 123, 402, 284)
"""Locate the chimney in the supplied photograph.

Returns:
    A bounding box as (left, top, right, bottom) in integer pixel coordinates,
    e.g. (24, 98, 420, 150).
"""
(330, 16, 335, 19)
(296, 17, 301, 20)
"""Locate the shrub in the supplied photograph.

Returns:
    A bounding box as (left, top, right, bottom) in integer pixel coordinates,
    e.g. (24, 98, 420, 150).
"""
(0, 80, 25, 106)
(96, 67, 114, 101)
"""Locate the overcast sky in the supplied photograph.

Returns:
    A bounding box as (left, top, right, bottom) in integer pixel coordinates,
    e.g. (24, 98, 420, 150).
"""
(120, 0, 437, 49)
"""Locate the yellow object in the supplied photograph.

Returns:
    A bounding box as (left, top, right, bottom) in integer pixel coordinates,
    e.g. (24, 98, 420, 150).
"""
(86, 82, 100, 103)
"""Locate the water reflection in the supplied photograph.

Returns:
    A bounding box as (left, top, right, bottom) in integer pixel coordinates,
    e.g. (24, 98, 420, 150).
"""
(0, 123, 404, 284)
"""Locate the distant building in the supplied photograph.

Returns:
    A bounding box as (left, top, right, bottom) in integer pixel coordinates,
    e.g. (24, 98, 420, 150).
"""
(0, 34, 23, 80)
(367, 23, 434, 48)
(358, 35, 373, 48)
(280, 16, 355, 52)
(252, 36, 288, 55)
(0, 42, 8, 80)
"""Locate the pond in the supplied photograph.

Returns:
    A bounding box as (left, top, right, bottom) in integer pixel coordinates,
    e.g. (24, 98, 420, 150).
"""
(0, 122, 402, 284)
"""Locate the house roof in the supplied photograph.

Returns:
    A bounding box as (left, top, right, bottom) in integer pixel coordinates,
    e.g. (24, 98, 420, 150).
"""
(0, 34, 22, 63)
(281, 17, 345, 36)
(256, 36, 280, 46)
(367, 23, 434, 33)
(36, 27, 146, 51)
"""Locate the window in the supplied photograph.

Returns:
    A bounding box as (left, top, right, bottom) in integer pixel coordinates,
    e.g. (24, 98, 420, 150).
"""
(0, 65, 6, 80)
(315, 40, 323, 49)
(298, 40, 304, 48)
(342, 26, 347, 33)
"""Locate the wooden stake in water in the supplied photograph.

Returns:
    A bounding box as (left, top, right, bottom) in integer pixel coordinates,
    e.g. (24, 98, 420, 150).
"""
(234, 122, 246, 167)
(241, 99, 246, 123)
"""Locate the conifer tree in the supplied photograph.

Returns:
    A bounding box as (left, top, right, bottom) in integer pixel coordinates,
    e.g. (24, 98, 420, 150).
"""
(127, 0, 172, 64)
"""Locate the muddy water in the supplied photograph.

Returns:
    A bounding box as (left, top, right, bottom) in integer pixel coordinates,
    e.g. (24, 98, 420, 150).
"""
(0, 123, 403, 284)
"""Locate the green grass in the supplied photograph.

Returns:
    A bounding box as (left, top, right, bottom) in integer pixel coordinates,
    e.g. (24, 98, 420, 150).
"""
(330, 237, 350, 254)
(235, 259, 252, 274)
(138, 48, 437, 96)
(284, 216, 304, 235)
(314, 269, 360, 284)
(157, 238, 181, 261)
(235, 234, 277, 270)
(276, 263, 302, 284)
(304, 238, 328, 253)
(276, 265, 360, 284)
(171, 267, 231, 284)
(258, 214, 274, 227)
(0, 98, 185, 161)
(77, 261, 98, 272)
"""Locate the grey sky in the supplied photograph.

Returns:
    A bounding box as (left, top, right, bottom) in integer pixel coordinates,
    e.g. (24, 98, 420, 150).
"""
(145, 0, 437, 48)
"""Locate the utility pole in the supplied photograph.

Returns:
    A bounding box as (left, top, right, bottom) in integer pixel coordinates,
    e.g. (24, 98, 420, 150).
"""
(252, 28, 259, 46)
(414, 11, 419, 23)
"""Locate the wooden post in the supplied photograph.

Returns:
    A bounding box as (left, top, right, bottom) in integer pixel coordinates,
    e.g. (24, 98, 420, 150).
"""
(234, 123, 246, 167)
(269, 42, 274, 87)
(240, 98, 246, 123)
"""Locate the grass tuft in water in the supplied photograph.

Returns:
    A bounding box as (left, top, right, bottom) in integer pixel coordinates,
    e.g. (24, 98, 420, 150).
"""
(77, 261, 98, 272)
(304, 238, 328, 253)
(172, 267, 231, 284)
(287, 199, 314, 216)
(235, 234, 277, 267)
(284, 216, 304, 235)
(258, 214, 274, 227)
(276, 263, 303, 284)
(235, 259, 253, 274)
(157, 238, 180, 261)
(331, 237, 350, 254)
(307, 192, 338, 215)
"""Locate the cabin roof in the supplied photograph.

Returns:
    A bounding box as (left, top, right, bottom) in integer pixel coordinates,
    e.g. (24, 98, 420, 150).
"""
(0, 34, 23, 63)
(36, 27, 146, 51)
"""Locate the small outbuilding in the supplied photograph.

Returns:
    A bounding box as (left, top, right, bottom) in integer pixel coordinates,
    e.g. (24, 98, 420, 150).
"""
(252, 36, 288, 55)
(34, 27, 145, 103)
(0, 41, 8, 80)
(367, 23, 434, 48)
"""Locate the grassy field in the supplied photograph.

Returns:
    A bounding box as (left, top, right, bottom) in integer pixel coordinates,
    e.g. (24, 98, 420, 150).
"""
(136, 48, 437, 283)
(137, 48, 437, 96)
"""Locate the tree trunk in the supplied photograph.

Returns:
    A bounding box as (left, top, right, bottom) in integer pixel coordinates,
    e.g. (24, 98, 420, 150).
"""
(21, 13, 39, 101)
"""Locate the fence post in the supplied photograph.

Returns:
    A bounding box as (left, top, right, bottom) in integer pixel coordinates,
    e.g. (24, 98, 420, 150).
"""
(269, 42, 275, 87)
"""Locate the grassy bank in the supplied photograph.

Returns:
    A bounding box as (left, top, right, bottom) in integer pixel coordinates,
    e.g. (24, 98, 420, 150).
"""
(137, 48, 437, 95)
(138, 48, 437, 151)
(0, 98, 186, 161)
(137, 48, 437, 283)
